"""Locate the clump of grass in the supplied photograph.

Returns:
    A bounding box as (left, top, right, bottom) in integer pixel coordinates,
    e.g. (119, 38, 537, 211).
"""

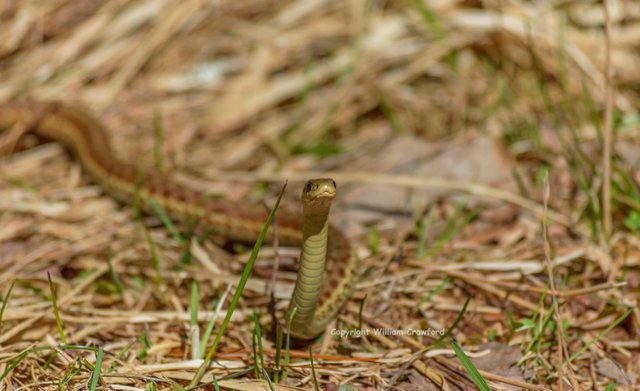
(137, 330, 152, 361)
(421, 203, 479, 258)
(142, 225, 163, 286)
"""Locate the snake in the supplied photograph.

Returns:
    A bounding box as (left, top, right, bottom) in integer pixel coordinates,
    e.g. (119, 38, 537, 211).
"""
(0, 101, 357, 341)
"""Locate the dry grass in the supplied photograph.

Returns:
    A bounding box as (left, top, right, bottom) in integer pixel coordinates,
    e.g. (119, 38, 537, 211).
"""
(1, 0, 639, 389)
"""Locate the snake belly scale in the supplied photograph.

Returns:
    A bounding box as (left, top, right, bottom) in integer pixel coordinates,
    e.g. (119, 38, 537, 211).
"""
(0, 102, 358, 341)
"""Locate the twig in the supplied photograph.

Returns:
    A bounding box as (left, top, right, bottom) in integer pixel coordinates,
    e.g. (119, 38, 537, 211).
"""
(205, 171, 572, 226)
(542, 176, 579, 389)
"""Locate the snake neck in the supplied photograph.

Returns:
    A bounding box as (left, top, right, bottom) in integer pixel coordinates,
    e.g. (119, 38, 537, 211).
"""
(287, 208, 331, 339)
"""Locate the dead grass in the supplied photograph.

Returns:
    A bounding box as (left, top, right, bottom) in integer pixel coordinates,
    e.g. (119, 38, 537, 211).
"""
(1, 0, 639, 389)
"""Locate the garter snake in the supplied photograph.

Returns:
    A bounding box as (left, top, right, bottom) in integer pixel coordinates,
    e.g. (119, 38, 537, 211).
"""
(0, 102, 357, 340)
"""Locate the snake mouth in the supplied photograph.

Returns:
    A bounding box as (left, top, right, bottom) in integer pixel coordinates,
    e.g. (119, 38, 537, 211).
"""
(317, 189, 335, 197)
(311, 190, 336, 203)
(308, 193, 335, 204)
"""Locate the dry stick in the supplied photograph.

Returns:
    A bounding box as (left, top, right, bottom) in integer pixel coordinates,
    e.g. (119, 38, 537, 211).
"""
(541, 176, 579, 390)
(206, 171, 572, 226)
(442, 270, 538, 312)
(541, 176, 563, 390)
(602, 0, 614, 239)
(485, 280, 626, 298)
(386, 349, 432, 389)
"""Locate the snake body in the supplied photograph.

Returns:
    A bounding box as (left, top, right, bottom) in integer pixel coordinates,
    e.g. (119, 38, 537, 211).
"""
(0, 102, 357, 340)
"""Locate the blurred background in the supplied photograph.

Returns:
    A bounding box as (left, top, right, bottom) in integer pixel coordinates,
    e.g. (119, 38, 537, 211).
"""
(1, 0, 638, 230)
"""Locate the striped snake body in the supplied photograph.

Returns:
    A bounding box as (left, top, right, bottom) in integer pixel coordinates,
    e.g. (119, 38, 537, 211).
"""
(0, 102, 357, 340)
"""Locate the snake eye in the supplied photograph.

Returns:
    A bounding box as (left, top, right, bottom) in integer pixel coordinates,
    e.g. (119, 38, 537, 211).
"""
(305, 181, 313, 192)
(331, 180, 337, 189)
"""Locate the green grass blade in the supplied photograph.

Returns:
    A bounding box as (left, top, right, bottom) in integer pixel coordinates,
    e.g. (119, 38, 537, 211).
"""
(0, 346, 53, 381)
(190, 281, 200, 360)
(89, 347, 104, 391)
(525, 300, 555, 354)
(415, 211, 433, 259)
(426, 204, 479, 257)
(0, 279, 16, 328)
(282, 307, 296, 383)
(108, 340, 135, 373)
(212, 373, 221, 391)
(173, 383, 188, 391)
(429, 296, 469, 348)
(142, 224, 163, 285)
(309, 347, 321, 391)
(0, 350, 30, 381)
(189, 182, 287, 389)
(59, 360, 82, 387)
(450, 339, 490, 391)
(191, 281, 199, 326)
(263, 368, 276, 391)
(368, 228, 380, 255)
(149, 198, 184, 244)
(133, 165, 144, 220)
(379, 98, 408, 135)
(106, 250, 124, 298)
(274, 322, 283, 383)
(252, 332, 260, 379)
(420, 277, 449, 304)
(407, 0, 443, 38)
(252, 312, 267, 379)
(47, 272, 67, 344)
(137, 329, 152, 360)
(200, 284, 231, 358)
(153, 109, 164, 172)
(357, 294, 367, 331)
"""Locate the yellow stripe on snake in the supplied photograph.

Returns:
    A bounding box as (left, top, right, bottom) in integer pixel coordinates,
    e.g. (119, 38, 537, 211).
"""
(0, 102, 358, 341)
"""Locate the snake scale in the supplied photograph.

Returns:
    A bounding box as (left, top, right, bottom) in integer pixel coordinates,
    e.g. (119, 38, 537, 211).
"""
(0, 102, 358, 340)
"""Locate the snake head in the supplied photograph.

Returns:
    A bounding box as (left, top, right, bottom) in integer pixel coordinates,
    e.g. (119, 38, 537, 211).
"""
(302, 178, 337, 212)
